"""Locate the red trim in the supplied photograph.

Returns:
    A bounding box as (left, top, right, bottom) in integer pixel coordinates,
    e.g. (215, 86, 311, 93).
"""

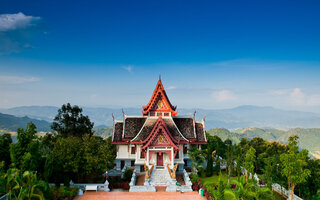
(190, 142, 207, 144)
(141, 117, 179, 150)
(112, 142, 128, 144)
(122, 138, 131, 141)
(142, 77, 177, 116)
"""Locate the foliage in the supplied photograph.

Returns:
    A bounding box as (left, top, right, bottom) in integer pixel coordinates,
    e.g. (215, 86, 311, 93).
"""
(209, 127, 320, 160)
(0, 133, 12, 169)
(50, 186, 79, 200)
(225, 139, 236, 181)
(188, 145, 204, 172)
(123, 168, 133, 182)
(10, 122, 42, 172)
(243, 146, 256, 182)
(2, 168, 50, 200)
(262, 157, 273, 189)
(45, 135, 116, 184)
(215, 156, 221, 174)
(190, 173, 199, 183)
(51, 103, 94, 137)
(280, 136, 311, 200)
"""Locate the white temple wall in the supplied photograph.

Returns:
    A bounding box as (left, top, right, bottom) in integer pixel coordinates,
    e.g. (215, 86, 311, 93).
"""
(117, 145, 129, 158)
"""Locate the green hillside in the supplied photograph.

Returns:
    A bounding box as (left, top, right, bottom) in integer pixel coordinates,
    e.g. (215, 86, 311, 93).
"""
(0, 113, 51, 132)
(207, 127, 320, 159)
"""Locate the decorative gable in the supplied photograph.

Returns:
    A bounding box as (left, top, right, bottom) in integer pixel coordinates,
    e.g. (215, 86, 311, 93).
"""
(142, 76, 177, 116)
(151, 133, 170, 146)
(141, 117, 179, 150)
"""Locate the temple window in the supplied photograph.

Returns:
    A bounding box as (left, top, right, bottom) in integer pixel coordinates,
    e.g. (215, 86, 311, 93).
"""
(131, 160, 135, 166)
(175, 151, 179, 159)
(183, 145, 188, 154)
(140, 150, 145, 158)
(150, 112, 155, 116)
(157, 112, 162, 116)
(131, 146, 136, 154)
(164, 113, 169, 116)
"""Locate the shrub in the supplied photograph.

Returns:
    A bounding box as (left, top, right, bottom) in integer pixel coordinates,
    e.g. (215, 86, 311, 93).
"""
(123, 169, 133, 182)
(50, 186, 79, 200)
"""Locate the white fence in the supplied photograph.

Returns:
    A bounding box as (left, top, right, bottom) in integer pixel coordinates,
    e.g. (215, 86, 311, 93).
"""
(272, 183, 303, 200)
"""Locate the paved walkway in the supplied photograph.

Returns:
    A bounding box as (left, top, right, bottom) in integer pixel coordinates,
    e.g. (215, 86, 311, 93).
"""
(75, 191, 206, 200)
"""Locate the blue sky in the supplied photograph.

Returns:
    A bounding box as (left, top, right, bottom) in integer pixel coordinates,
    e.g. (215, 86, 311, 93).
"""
(0, 0, 320, 112)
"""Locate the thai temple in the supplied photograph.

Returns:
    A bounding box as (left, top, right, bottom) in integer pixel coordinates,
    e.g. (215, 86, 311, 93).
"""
(111, 76, 207, 178)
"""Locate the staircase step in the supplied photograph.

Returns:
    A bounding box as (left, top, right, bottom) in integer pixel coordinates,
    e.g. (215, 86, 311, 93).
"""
(150, 169, 171, 186)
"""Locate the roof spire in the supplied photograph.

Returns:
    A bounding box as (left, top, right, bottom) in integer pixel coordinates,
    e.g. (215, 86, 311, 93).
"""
(159, 73, 161, 81)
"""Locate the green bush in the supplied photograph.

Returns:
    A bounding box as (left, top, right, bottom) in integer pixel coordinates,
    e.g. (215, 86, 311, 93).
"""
(123, 169, 133, 182)
(50, 186, 79, 200)
(190, 173, 199, 183)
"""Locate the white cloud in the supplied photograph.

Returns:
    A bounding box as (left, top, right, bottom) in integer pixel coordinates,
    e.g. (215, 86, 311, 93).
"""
(0, 75, 39, 84)
(290, 88, 305, 105)
(167, 86, 176, 90)
(123, 65, 133, 72)
(211, 90, 237, 102)
(0, 12, 40, 32)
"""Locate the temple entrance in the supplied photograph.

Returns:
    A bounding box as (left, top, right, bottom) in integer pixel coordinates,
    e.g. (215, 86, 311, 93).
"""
(157, 152, 163, 166)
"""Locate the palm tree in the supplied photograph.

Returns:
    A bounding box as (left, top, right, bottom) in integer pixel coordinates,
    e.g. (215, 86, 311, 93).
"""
(230, 176, 274, 200)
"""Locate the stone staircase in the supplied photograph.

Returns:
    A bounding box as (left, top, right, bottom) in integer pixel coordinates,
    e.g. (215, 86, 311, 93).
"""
(150, 168, 171, 186)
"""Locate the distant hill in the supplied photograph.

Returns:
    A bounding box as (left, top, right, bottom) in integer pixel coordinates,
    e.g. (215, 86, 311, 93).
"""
(0, 112, 52, 132)
(1, 105, 320, 129)
(93, 127, 113, 139)
(207, 127, 320, 159)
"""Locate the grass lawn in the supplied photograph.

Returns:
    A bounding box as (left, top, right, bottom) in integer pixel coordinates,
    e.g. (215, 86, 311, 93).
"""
(200, 172, 238, 187)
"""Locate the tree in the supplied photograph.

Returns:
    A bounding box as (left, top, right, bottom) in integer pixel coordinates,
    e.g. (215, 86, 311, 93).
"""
(10, 122, 42, 172)
(205, 134, 215, 176)
(243, 146, 256, 182)
(188, 145, 204, 174)
(280, 136, 311, 200)
(263, 157, 273, 189)
(0, 133, 12, 169)
(51, 103, 94, 137)
(225, 139, 235, 181)
(45, 135, 116, 184)
(44, 136, 83, 185)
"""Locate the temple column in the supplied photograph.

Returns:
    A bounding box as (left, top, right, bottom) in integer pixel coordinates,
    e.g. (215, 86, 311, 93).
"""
(171, 147, 174, 168)
(147, 148, 150, 167)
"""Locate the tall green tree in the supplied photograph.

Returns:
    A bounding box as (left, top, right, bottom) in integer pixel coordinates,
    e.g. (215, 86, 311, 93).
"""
(0, 133, 12, 169)
(243, 146, 256, 182)
(225, 139, 235, 181)
(204, 134, 215, 176)
(51, 103, 94, 137)
(280, 136, 311, 200)
(10, 122, 42, 172)
(188, 145, 204, 173)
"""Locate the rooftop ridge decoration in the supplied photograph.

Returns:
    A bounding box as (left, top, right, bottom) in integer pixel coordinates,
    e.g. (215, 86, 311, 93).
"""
(142, 75, 177, 116)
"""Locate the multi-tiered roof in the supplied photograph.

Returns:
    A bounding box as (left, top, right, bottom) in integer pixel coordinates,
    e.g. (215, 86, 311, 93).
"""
(112, 77, 207, 146)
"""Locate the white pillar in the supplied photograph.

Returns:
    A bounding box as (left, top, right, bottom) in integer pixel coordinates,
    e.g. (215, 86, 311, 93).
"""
(147, 148, 149, 167)
(171, 147, 174, 168)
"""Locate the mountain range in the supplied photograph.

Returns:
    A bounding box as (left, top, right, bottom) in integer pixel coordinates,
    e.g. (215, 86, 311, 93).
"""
(1, 105, 320, 130)
(207, 127, 320, 159)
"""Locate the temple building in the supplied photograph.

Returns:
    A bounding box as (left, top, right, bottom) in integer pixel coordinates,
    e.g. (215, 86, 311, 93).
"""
(112, 76, 207, 174)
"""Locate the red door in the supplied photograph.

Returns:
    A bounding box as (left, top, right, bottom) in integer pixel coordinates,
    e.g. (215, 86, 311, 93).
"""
(157, 153, 163, 166)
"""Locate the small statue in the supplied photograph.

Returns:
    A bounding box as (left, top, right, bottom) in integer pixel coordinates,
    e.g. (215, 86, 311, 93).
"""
(144, 164, 150, 180)
(171, 164, 178, 179)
